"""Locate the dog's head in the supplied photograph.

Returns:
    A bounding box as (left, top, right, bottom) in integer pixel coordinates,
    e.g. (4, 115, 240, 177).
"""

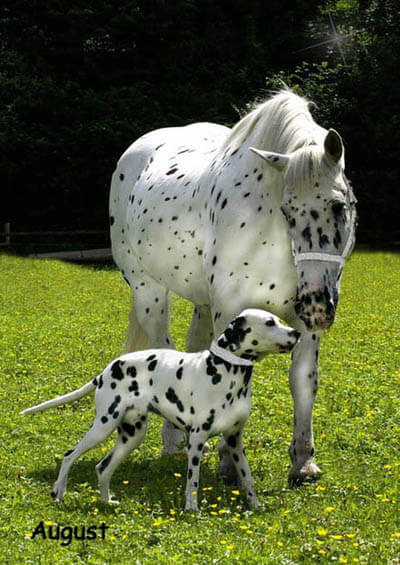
(217, 309, 300, 358)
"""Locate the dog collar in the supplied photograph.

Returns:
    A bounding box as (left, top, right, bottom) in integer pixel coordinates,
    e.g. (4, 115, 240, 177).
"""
(209, 342, 253, 367)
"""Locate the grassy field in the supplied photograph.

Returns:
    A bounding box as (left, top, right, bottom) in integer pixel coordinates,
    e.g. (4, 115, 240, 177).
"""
(1, 251, 399, 564)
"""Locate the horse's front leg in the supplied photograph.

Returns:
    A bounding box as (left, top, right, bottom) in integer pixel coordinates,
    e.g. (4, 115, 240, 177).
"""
(288, 330, 322, 486)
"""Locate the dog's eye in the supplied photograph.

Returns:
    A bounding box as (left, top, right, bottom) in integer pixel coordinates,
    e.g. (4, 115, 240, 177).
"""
(265, 319, 275, 327)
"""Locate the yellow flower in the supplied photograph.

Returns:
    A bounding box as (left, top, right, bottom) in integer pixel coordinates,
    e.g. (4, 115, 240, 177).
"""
(383, 464, 392, 470)
(345, 533, 356, 539)
(173, 473, 182, 478)
(170, 509, 176, 515)
(277, 541, 283, 547)
(317, 528, 328, 537)
(122, 480, 129, 485)
(331, 534, 343, 540)
(227, 544, 234, 550)
(232, 490, 240, 496)
(324, 506, 335, 513)
(240, 525, 248, 530)
(44, 521, 53, 526)
(220, 540, 227, 545)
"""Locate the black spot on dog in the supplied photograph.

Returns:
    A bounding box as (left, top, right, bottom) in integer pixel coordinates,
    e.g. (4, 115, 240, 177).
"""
(148, 360, 158, 371)
(127, 366, 136, 378)
(111, 361, 124, 381)
(122, 422, 136, 437)
(227, 435, 237, 448)
(165, 387, 184, 412)
(128, 381, 138, 392)
(98, 454, 112, 474)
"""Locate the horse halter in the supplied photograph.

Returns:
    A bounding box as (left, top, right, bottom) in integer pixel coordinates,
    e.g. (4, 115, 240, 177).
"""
(291, 207, 357, 268)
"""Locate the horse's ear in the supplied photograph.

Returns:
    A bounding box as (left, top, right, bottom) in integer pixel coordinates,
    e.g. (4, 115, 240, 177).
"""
(249, 147, 290, 171)
(324, 129, 343, 163)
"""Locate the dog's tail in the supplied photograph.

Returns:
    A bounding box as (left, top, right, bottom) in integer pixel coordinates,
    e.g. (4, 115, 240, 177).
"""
(20, 379, 97, 415)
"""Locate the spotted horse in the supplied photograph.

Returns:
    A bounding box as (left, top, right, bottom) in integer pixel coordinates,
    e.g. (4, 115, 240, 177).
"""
(21, 309, 299, 511)
(109, 89, 357, 486)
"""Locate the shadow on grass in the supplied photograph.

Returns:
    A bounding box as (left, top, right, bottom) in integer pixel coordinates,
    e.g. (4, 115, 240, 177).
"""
(27, 452, 235, 514)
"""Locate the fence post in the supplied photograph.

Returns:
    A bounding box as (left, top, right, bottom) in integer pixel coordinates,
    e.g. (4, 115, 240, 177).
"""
(4, 223, 10, 247)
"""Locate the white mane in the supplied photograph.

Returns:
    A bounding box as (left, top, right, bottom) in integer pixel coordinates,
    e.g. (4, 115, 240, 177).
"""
(222, 89, 342, 193)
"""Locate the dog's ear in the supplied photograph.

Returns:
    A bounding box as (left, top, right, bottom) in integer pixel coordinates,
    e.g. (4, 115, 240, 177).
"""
(218, 316, 248, 351)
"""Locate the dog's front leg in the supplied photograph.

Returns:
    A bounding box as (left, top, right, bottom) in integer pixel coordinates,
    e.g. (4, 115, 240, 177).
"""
(223, 430, 260, 509)
(184, 433, 207, 512)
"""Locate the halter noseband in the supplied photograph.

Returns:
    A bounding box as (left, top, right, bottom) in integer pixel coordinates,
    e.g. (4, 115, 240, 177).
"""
(291, 208, 356, 268)
(209, 342, 253, 367)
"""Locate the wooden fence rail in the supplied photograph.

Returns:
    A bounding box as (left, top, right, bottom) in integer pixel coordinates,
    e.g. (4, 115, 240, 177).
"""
(0, 223, 113, 261)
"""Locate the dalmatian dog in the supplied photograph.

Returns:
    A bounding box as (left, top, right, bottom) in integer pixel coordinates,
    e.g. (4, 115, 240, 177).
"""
(22, 308, 300, 512)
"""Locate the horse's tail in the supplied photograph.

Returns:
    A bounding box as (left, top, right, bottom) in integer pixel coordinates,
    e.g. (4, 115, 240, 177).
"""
(20, 379, 96, 415)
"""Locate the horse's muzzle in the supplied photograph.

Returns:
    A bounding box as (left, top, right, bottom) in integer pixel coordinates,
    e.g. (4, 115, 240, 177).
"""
(294, 288, 336, 331)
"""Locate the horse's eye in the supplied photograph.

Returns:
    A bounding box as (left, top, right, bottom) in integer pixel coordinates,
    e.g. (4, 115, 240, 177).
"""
(266, 319, 275, 327)
(331, 201, 345, 217)
(280, 205, 288, 219)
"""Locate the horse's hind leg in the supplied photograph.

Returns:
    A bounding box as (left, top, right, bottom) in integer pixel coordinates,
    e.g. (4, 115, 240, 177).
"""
(125, 274, 186, 455)
(125, 299, 150, 353)
(186, 304, 214, 352)
(125, 275, 175, 352)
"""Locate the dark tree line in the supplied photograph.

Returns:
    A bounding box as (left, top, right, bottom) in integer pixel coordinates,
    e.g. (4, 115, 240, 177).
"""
(1, 0, 399, 244)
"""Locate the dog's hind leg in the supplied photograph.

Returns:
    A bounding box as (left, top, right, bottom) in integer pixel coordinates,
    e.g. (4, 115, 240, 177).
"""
(51, 416, 119, 503)
(96, 412, 148, 503)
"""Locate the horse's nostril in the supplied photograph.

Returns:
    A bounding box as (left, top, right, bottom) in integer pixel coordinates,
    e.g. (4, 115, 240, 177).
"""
(326, 299, 335, 317)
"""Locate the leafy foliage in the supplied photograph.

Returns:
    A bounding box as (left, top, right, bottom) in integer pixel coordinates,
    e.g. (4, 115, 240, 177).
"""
(0, 1, 398, 241)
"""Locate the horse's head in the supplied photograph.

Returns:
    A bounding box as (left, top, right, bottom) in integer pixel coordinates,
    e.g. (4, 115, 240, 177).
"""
(250, 129, 357, 331)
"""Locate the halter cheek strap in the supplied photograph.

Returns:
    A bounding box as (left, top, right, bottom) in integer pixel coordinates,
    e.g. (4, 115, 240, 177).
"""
(291, 208, 356, 267)
(209, 342, 253, 367)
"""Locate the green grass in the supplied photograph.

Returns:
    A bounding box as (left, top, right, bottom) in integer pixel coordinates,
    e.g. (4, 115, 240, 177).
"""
(1, 251, 399, 564)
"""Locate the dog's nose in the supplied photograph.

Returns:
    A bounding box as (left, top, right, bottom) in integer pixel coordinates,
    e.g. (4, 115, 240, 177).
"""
(289, 329, 301, 341)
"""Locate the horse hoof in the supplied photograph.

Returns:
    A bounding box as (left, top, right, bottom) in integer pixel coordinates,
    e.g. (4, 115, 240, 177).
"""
(288, 460, 321, 487)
